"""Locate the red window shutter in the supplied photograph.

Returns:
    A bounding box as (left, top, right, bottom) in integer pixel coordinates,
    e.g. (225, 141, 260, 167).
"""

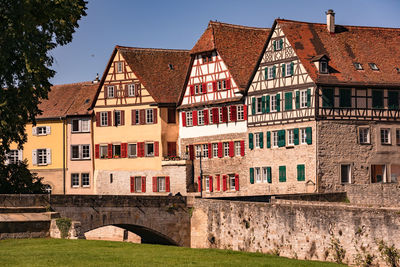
(230, 106, 237, 122)
(216, 175, 220, 191)
(131, 110, 136, 125)
(130, 176, 135, 193)
(121, 110, 125, 125)
(182, 112, 186, 127)
(154, 141, 159, 157)
(222, 175, 227, 191)
(153, 108, 157, 124)
(135, 83, 141, 97)
(190, 85, 194, 96)
(212, 81, 217, 92)
(107, 111, 112, 126)
(153, 176, 157, 192)
(141, 176, 146, 192)
(204, 109, 209, 125)
(107, 144, 113, 158)
(226, 79, 231, 90)
(235, 174, 239, 191)
(202, 83, 207, 94)
(208, 143, 212, 159)
(240, 140, 245, 156)
(121, 143, 127, 158)
(96, 112, 100, 127)
(229, 141, 234, 157)
(125, 84, 128, 97)
(209, 176, 213, 192)
(212, 108, 219, 124)
(218, 142, 223, 158)
(243, 105, 248, 120)
(166, 176, 170, 192)
(198, 176, 201, 192)
(189, 145, 194, 160)
(138, 142, 144, 157)
(222, 107, 228, 123)
(192, 110, 198, 126)
(140, 110, 145, 125)
(95, 144, 100, 159)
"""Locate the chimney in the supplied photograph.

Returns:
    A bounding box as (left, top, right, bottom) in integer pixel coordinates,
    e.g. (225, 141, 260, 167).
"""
(326, 9, 335, 33)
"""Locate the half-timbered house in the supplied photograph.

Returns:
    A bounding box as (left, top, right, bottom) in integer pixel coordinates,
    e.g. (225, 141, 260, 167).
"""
(92, 46, 191, 195)
(246, 10, 400, 196)
(178, 21, 269, 196)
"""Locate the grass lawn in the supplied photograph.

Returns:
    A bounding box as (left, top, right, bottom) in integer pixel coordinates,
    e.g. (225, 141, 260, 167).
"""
(0, 238, 346, 267)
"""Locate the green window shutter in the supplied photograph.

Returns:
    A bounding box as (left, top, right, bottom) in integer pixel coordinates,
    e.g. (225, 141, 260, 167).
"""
(272, 66, 276, 78)
(339, 88, 352, 108)
(278, 130, 286, 147)
(290, 62, 294, 75)
(295, 91, 300, 109)
(297, 164, 305, 181)
(285, 92, 293, 110)
(259, 132, 264, 148)
(267, 131, 271, 148)
(322, 88, 334, 108)
(306, 127, 312, 145)
(276, 93, 281, 112)
(264, 68, 268, 80)
(250, 168, 254, 184)
(282, 64, 286, 77)
(294, 128, 299, 145)
(307, 88, 311, 107)
(252, 97, 256, 115)
(273, 40, 276, 51)
(266, 95, 270, 113)
(261, 96, 266, 114)
(279, 39, 283, 49)
(372, 90, 384, 109)
(267, 167, 272, 183)
(249, 133, 254, 150)
(279, 166, 286, 182)
(388, 91, 399, 109)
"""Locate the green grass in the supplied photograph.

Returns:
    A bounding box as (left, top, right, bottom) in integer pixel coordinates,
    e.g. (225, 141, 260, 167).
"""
(0, 238, 346, 267)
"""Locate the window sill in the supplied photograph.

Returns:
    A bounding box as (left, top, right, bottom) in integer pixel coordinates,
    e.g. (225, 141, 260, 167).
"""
(82, 185, 90, 188)
(381, 143, 392, 146)
(71, 186, 80, 188)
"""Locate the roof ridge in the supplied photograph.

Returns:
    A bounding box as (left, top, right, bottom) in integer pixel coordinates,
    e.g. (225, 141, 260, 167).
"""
(208, 20, 269, 31)
(277, 18, 400, 31)
(116, 45, 189, 52)
(51, 81, 93, 87)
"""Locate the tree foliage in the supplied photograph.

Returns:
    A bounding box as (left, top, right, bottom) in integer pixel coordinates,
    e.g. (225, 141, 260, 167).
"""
(0, 0, 87, 162)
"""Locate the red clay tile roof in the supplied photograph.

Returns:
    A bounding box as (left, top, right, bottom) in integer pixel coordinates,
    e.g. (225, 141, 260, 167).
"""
(278, 19, 400, 87)
(37, 81, 99, 119)
(190, 21, 270, 91)
(118, 46, 191, 104)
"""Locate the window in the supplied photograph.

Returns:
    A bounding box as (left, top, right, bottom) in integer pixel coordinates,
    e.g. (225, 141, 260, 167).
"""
(7, 150, 19, 164)
(255, 167, 261, 183)
(128, 144, 137, 157)
(287, 129, 294, 146)
(135, 176, 142, 192)
(279, 166, 286, 182)
(371, 164, 386, 183)
(223, 142, 229, 157)
(114, 110, 121, 126)
(71, 173, 79, 187)
(297, 164, 305, 181)
(381, 129, 391, 145)
(107, 86, 115, 98)
(300, 128, 307, 144)
(72, 120, 80, 132)
(339, 88, 351, 108)
(217, 80, 226, 91)
(255, 133, 261, 148)
(71, 145, 80, 160)
(117, 62, 123, 73)
(146, 109, 154, 124)
(320, 61, 328, 73)
(82, 145, 90, 159)
(300, 90, 308, 108)
(275, 39, 283, 51)
(372, 90, 384, 109)
(37, 149, 47, 165)
(198, 110, 204, 125)
(262, 167, 268, 183)
(256, 97, 262, 114)
(286, 62, 293, 76)
(267, 66, 274, 79)
(397, 129, 400, 145)
(81, 120, 90, 132)
(388, 91, 399, 109)
(100, 112, 108, 126)
(44, 184, 52, 194)
(272, 131, 278, 147)
(37, 126, 47, 135)
(219, 108, 223, 122)
(271, 95, 277, 112)
(322, 88, 334, 108)
(128, 84, 135, 96)
(205, 176, 210, 192)
(100, 145, 107, 158)
(113, 144, 121, 158)
(202, 54, 212, 63)
(354, 62, 363, 70)
(359, 128, 370, 144)
(134, 110, 140, 124)
(229, 174, 236, 190)
(368, 63, 379, 71)
(212, 143, 218, 158)
(167, 108, 176, 123)
(158, 177, 166, 192)
(340, 164, 351, 184)
(72, 119, 90, 132)
(82, 173, 90, 187)
(145, 143, 154, 157)
(202, 144, 208, 158)
(195, 145, 201, 158)
(195, 84, 201, 95)
(186, 112, 193, 126)
(209, 109, 213, 124)
(237, 105, 244, 120)
(234, 141, 241, 156)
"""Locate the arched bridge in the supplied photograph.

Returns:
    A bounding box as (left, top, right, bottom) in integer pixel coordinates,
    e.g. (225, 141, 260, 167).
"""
(48, 195, 191, 246)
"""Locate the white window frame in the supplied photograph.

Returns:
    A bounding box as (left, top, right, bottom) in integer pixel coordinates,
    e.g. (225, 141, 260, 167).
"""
(135, 176, 142, 192)
(7, 150, 19, 164)
(229, 174, 236, 191)
(71, 145, 80, 160)
(270, 95, 277, 112)
(219, 108, 223, 122)
(195, 145, 201, 158)
(107, 86, 115, 98)
(255, 167, 261, 183)
(255, 133, 261, 148)
(195, 84, 200, 95)
(198, 110, 204, 125)
(267, 66, 274, 80)
(300, 90, 308, 108)
(158, 177, 166, 192)
(71, 173, 80, 187)
(37, 149, 47, 165)
(237, 105, 244, 120)
(117, 62, 123, 73)
(209, 110, 213, 124)
(146, 109, 154, 124)
(72, 119, 80, 133)
(286, 62, 293, 76)
(202, 144, 208, 158)
(128, 84, 135, 96)
(114, 110, 121, 126)
(381, 128, 391, 145)
(128, 143, 137, 158)
(275, 39, 283, 50)
(340, 164, 351, 184)
(256, 97, 262, 114)
(205, 176, 210, 192)
(287, 129, 294, 146)
(36, 126, 47, 136)
(223, 142, 229, 157)
(82, 145, 90, 159)
(300, 128, 307, 144)
(272, 131, 278, 147)
(186, 112, 193, 126)
(81, 173, 90, 187)
(145, 142, 154, 157)
(212, 143, 218, 158)
(359, 127, 370, 144)
(234, 141, 241, 156)
(100, 112, 108, 126)
(100, 145, 107, 159)
(320, 61, 328, 74)
(262, 167, 268, 183)
(81, 119, 90, 133)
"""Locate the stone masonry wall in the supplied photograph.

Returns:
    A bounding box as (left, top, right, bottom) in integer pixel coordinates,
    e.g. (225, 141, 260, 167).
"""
(191, 198, 400, 266)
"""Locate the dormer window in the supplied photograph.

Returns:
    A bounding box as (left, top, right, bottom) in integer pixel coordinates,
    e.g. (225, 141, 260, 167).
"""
(369, 63, 379, 71)
(202, 53, 213, 64)
(320, 61, 328, 74)
(311, 54, 330, 74)
(354, 62, 363, 70)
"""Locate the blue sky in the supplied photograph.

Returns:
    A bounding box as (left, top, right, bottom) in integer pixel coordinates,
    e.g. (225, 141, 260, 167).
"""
(50, 0, 400, 85)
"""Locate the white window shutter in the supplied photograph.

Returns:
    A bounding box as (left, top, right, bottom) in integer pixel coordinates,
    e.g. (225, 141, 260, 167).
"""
(4, 153, 9, 165)
(32, 127, 37, 136)
(46, 149, 51, 165)
(46, 126, 51, 135)
(79, 145, 82, 159)
(18, 150, 23, 162)
(32, 150, 37, 165)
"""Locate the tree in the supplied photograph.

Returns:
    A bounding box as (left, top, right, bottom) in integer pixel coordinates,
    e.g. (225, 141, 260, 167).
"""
(0, 0, 87, 162)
